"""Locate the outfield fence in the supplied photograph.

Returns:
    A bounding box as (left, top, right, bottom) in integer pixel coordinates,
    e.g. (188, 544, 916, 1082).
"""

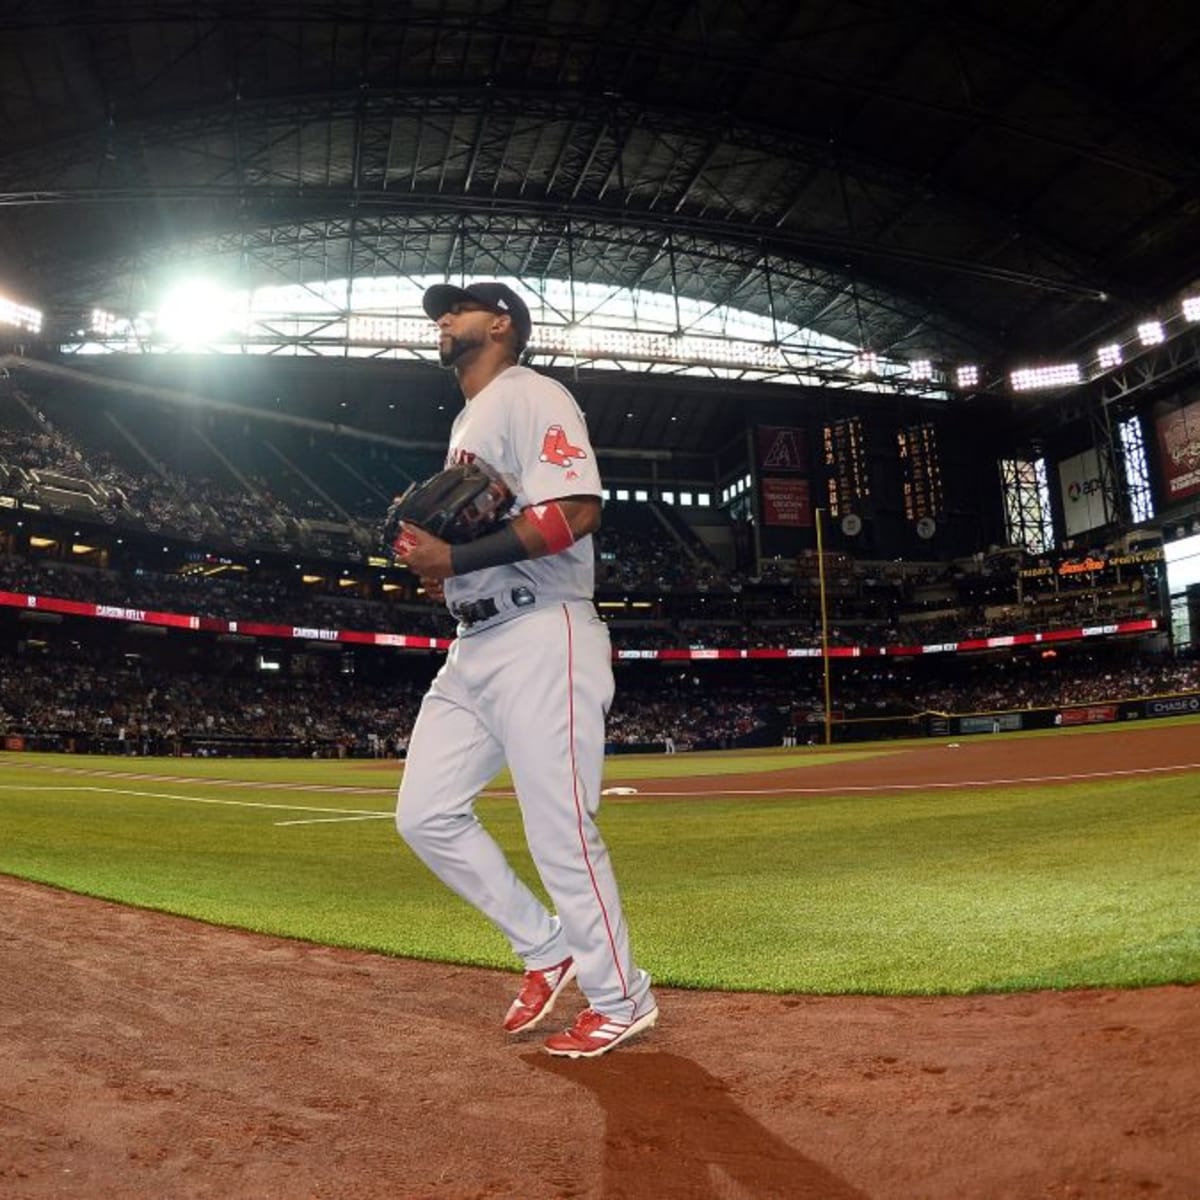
(825, 689, 1200, 743)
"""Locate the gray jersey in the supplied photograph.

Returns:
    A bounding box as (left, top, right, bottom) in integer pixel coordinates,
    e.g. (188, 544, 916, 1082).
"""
(442, 365, 601, 627)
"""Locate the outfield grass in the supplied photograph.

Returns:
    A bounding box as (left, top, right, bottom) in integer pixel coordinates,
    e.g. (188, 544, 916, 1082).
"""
(1, 741, 1197, 995)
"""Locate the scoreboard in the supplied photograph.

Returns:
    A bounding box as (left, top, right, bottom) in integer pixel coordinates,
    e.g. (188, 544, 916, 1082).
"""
(896, 421, 944, 522)
(822, 416, 871, 518)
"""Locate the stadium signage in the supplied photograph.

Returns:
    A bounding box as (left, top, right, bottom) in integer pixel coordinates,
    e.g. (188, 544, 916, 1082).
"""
(96, 604, 145, 622)
(1018, 547, 1162, 578)
(1109, 548, 1163, 566)
(1057, 704, 1118, 726)
(1058, 556, 1107, 575)
(0, 591, 1160, 661)
(1155, 397, 1200, 501)
(1146, 695, 1200, 716)
(959, 714, 1023, 734)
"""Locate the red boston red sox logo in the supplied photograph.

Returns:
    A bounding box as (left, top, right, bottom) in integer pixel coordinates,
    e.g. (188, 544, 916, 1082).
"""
(540, 424, 587, 468)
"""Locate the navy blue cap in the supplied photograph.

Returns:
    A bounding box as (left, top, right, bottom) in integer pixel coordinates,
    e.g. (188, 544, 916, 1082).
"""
(422, 282, 533, 350)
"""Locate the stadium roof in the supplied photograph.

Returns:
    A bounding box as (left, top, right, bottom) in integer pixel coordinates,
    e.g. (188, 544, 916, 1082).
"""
(1, 1, 1199, 387)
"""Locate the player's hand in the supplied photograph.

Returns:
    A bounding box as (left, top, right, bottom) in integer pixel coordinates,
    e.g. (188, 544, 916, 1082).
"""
(420, 575, 445, 603)
(393, 522, 454, 580)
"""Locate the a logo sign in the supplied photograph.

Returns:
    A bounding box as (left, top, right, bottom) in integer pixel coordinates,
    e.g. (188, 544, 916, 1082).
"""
(540, 425, 587, 468)
(1147, 695, 1200, 717)
(1155, 397, 1200, 501)
(756, 426, 806, 473)
(1058, 449, 1113, 537)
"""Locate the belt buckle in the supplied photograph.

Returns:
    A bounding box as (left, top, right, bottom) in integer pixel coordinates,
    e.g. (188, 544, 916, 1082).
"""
(459, 596, 498, 626)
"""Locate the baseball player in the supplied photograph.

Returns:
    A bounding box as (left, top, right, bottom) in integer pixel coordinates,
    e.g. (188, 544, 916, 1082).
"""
(392, 281, 657, 1058)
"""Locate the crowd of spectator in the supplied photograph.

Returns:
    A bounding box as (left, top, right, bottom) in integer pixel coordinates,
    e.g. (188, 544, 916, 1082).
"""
(2, 632, 1197, 757)
(0, 652, 425, 757)
(0, 390, 371, 553)
(0, 542, 1164, 659)
(596, 525, 726, 593)
(2, 386, 1165, 652)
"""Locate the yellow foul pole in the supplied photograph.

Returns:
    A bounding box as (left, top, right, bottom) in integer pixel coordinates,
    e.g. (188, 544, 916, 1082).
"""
(814, 507, 833, 746)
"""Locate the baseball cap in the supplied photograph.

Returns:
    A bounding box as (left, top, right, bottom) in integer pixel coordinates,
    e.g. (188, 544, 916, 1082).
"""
(422, 281, 533, 350)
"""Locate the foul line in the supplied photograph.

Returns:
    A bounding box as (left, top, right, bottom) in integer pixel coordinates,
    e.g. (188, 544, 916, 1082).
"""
(7, 762, 395, 796)
(0, 783, 391, 824)
(622, 761, 1200, 796)
(4, 760, 1197, 823)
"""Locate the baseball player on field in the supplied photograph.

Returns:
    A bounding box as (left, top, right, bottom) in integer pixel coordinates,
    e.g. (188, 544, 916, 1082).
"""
(391, 280, 657, 1057)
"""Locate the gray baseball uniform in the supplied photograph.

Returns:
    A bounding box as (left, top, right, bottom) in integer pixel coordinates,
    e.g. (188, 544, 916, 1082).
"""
(396, 365, 654, 1023)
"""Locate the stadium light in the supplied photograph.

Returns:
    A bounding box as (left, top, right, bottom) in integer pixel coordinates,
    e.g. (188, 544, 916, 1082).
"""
(955, 364, 980, 389)
(155, 280, 242, 345)
(1182, 296, 1200, 322)
(90, 308, 119, 336)
(850, 351, 879, 375)
(1137, 320, 1165, 347)
(1096, 343, 1123, 369)
(0, 294, 42, 334)
(1009, 362, 1082, 392)
(908, 359, 933, 381)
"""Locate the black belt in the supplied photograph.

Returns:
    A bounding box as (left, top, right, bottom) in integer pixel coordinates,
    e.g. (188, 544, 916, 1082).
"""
(454, 586, 537, 627)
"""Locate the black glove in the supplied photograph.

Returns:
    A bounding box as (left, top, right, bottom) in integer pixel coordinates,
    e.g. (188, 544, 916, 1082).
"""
(382, 462, 515, 557)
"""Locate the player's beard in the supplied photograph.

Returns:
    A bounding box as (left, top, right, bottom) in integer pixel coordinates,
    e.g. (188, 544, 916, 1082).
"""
(438, 327, 486, 367)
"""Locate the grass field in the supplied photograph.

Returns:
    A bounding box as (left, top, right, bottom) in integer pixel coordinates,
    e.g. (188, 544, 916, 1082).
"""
(1, 733, 1198, 995)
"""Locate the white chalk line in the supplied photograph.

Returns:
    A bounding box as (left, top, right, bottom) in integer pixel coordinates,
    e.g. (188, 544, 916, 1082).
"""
(624, 761, 1200, 796)
(6, 761, 395, 796)
(0, 783, 390, 824)
(3, 761, 1196, 828)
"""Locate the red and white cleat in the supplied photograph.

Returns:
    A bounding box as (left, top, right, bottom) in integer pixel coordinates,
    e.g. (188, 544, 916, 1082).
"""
(503, 956, 577, 1034)
(543, 1005, 659, 1058)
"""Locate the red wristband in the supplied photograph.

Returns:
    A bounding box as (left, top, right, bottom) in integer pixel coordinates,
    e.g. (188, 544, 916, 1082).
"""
(524, 502, 575, 554)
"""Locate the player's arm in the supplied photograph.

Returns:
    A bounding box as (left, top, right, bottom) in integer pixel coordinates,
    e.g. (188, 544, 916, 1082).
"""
(398, 495, 599, 580)
(514, 494, 600, 551)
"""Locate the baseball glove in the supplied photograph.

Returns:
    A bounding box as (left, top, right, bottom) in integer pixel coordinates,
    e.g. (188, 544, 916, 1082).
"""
(382, 462, 515, 555)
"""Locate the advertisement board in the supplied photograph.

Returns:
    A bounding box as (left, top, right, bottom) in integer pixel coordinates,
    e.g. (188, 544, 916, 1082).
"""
(756, 426, 806, 472)
(760, 477, 812, 527)
(959, 713, 1024, 735)
(1057, 704, 1118, 727)
(1058, 448, 1113, 537)
(1154, 396, 1200, 502)
(1145, 694, 1200, 717)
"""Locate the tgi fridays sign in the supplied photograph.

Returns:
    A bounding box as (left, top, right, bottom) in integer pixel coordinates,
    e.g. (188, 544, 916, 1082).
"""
(1155, 396, 1200, 502)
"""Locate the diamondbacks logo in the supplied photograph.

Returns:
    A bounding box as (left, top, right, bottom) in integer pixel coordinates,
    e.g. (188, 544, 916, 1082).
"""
(761, 428, 805, 471)
(540, 424, 587, 468)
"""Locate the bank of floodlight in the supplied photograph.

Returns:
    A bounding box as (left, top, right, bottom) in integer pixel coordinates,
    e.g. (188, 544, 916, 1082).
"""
(347, 315, 433, 345)
(155, 280, 244, 346)
(0, 295, 42, 334)
(850, 351, 879, 375)
(955, 364, 980, 389)
(1096, 343, 1123, 370)
(1182, 296, 1200, 322)
(91, 308, 119, 336)
(1137, 320, 1165, 346)
(1010, 362, 1082, 392)
(907, 359, 933, 381)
